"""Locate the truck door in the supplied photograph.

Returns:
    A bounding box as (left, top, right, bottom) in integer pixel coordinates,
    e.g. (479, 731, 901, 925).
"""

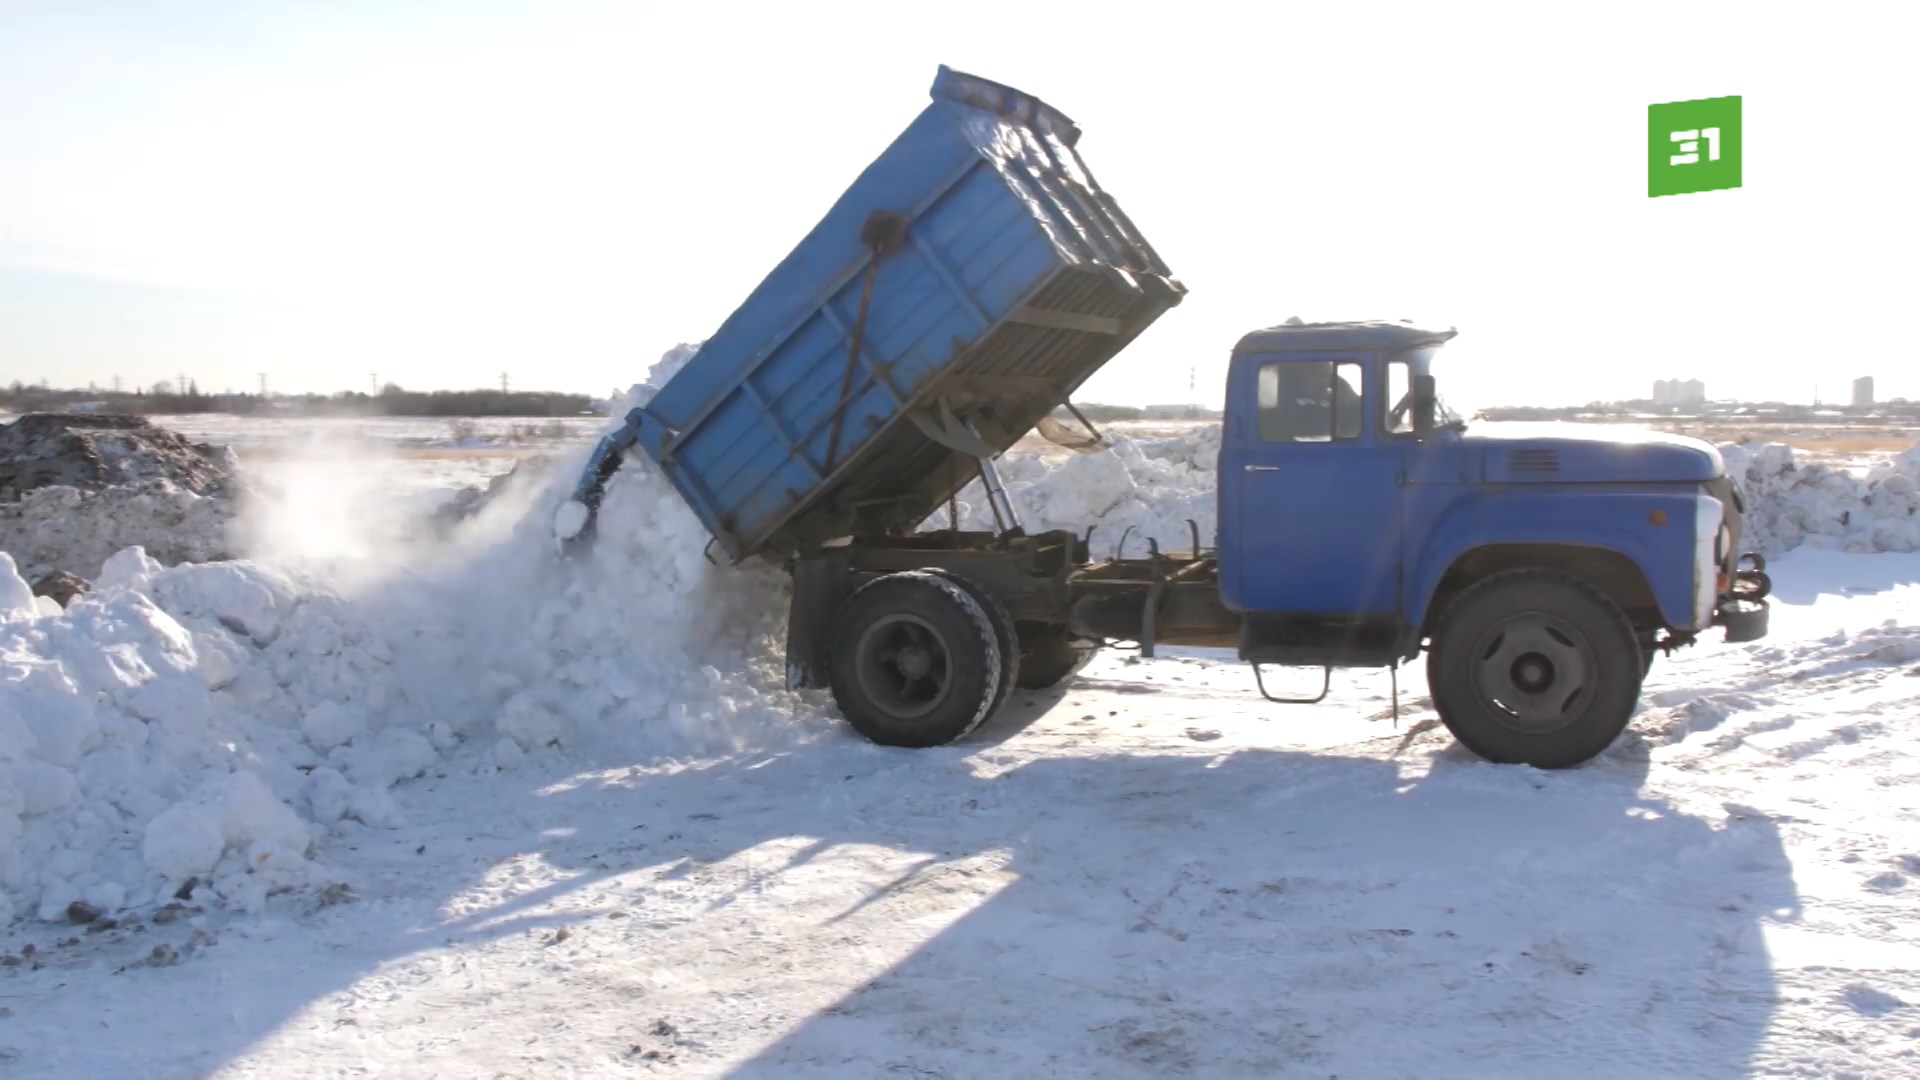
(1219, 353, 1406, 616)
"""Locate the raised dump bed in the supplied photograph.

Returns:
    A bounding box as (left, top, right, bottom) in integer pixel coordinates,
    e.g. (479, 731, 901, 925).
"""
(624, 65, 1185, 563)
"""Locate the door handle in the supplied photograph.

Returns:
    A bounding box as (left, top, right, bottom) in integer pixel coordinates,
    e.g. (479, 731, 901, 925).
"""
(1244, 464, 1279, 472)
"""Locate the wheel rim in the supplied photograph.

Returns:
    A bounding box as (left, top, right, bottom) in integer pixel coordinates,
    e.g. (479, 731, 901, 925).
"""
(1469, 610, 1597, 734)
(854, 614, 954, 720)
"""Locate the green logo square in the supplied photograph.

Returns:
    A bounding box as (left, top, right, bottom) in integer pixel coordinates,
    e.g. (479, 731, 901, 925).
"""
(1648, 95, 1741, 197)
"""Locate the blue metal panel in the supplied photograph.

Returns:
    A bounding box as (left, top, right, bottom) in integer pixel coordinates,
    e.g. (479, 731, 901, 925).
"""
(631, 65, 1183, 561)
(1402, 488, 1705, 628)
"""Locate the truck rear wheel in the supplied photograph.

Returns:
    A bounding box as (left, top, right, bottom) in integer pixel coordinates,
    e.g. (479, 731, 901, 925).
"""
(923, 569, 1019, 717)
(1014, 623, 1096, 689)
(1426, 570, 1642, 769)
(828, 571, 1005, 748)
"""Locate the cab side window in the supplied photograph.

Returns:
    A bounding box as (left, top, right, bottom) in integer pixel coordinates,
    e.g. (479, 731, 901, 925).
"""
(1257, 361, 1364, 442)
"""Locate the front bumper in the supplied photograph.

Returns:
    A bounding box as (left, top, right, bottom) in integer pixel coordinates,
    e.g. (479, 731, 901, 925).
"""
(1713, 551, 1772, 644)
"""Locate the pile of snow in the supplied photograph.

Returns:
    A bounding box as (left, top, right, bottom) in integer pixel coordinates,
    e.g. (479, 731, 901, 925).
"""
(928, 426, 1223, 556)
(1718, 441, 1920, 555)
(0, 346, 816, 927)
(0, 481, 236, 581)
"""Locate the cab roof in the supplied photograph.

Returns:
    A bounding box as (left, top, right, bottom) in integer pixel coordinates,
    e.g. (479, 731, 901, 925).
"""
(1232, 319, 1458, 355)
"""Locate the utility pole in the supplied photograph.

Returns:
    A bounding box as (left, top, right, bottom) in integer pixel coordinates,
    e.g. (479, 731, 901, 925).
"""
(112, 375, 122, 393)
(258, 372, 268, 398)
(371, 371, 379, 395)
(500, 371, 511, 394)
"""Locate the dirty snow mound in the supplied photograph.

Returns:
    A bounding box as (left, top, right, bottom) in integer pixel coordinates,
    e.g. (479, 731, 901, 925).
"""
(0, 413, 242, 579)
(1718, 441, 1920, 555)
(0, 413, 237, 499)
(0, 345, 819, 928)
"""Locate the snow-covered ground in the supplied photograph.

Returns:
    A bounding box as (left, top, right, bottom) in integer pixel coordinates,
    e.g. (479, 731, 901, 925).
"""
(4, 384, 1920, 1077)
(4, 550, 1918, 1078)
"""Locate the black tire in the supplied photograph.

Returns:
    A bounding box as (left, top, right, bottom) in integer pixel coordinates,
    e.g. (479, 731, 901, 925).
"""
(1013, 622, 1096, 689)
(923, 568, 1020, 717)
(828, 571, 1005, 748)
(1426, 570, 1642, 769)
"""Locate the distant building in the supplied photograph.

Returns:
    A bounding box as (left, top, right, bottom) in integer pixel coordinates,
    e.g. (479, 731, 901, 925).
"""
(1853, 376, 1875, 408)
(1652, 378, 1706, 407)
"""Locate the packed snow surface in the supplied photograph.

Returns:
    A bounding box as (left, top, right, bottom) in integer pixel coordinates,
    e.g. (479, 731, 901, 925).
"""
(2, 549, 1918, 1077)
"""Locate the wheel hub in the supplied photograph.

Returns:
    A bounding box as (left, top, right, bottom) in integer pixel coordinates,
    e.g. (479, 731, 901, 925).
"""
(1471, 612, 1596, 734)
(897, 646, 933, 680)
(852, 613, 953, 720)
(1511, 653, 1555, 694)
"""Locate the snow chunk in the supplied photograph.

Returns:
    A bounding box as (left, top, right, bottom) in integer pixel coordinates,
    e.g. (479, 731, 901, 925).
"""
(499, 693, 565, 752)
(300, 701, 368, 751)
(142, 801, 227, 882)
(0, 552, 35, 617)
(142, 772, 311, 886)
(97, 545, 166, 591)
(335, 728, 436, 789)
(553, 499, 590, 541)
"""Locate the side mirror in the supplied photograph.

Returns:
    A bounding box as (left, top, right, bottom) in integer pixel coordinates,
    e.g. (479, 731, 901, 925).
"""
(1412, 374, 1438, 437)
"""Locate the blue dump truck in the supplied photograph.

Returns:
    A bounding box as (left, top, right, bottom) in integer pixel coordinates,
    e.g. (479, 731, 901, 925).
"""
(564, 66, 1771, 769)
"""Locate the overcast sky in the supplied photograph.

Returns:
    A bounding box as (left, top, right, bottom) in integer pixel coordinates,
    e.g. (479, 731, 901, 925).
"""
(2, 1, 1914, 408)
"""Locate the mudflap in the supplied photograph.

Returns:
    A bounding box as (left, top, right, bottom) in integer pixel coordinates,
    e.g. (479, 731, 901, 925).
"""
(786, 553, 853, 690)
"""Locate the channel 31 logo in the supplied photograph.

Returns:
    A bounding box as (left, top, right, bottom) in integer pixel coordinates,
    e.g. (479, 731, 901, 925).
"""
(1649, 95, 1741, 197)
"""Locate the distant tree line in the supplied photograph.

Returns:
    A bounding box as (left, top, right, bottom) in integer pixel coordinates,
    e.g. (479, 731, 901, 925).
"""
(0, 380, 598, 418)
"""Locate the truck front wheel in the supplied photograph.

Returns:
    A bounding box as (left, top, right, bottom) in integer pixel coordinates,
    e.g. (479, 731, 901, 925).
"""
(1427, 571, 1642, 769)
(828, 571, 1005, 748)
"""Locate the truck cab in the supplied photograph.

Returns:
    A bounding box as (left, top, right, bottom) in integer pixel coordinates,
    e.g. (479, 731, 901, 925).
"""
(1217, 319, 1769, 766)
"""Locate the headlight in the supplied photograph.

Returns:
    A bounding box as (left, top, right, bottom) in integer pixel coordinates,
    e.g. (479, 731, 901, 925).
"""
(1715, 522, 1731, 565)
